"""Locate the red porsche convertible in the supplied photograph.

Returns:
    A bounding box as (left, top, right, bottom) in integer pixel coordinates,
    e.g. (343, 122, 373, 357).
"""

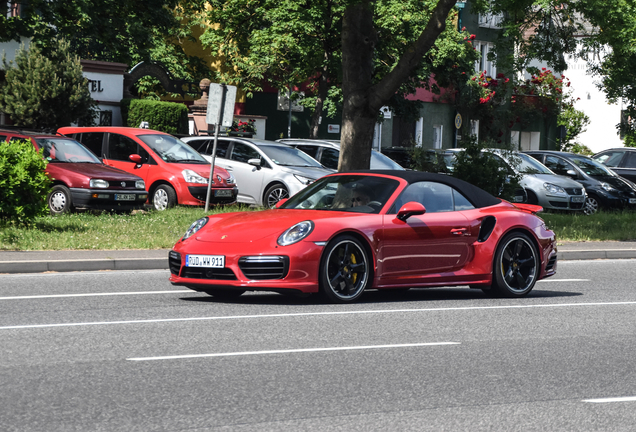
(169, 171, 557, 303)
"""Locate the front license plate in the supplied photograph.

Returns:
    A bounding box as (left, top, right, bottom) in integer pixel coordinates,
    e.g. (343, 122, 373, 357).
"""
(571, 196, 585, 203)
(186, 254, 225, 268)
(115, 194, 135, 201)
(215, 189, 233, 197)
(630, 198, 636, 204)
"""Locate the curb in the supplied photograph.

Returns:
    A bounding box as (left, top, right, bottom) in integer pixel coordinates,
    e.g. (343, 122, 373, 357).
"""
(0, 258, 168, 274)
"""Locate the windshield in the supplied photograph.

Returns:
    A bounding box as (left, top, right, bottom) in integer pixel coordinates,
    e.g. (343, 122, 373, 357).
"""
(504, 152, 554, 174)
(569, 155, 615, 176)
(281, 174, 400, 213)
(259, 145, 323, 167)
(371, 150, 404, 170)
(138, 134, 208, 163)
(36, 138, 101, 163)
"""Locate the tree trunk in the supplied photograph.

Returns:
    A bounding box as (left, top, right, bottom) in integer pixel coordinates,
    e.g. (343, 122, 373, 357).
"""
(339, 0, 458, 171)
(309, 67, 330, 139)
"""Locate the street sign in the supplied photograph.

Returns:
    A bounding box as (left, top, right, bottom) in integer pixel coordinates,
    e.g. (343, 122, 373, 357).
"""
(206, 84, 237, 126)
(454, 113, 462, 129)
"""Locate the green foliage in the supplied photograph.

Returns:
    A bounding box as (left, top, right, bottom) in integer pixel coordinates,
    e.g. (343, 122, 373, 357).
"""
(0, 39, 96, 130)
(200, 0, 478, 130)
(122, 99, 189, 134)
(624, 133, 636, 148)
(451, 136, 521, 201)
(410, 147, 450, 173)
(25, 0, 181, 65)
(557, 102, 591, 153)
(0, 139, 52, 225)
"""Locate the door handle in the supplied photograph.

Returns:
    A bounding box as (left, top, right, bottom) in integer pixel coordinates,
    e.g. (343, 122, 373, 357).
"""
(450, 228, 468, 235)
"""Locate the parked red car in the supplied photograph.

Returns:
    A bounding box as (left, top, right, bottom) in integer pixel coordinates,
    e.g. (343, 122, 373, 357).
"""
(57, 127, 238, 210)
(169, 171, 557, 303)
(1, 128, 148, 214)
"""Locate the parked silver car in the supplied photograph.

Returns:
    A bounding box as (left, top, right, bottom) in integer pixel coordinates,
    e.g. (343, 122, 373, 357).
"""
(181, 136, 334, 207)
(446, 149, 587, 212)
(276, 138, 405, 170)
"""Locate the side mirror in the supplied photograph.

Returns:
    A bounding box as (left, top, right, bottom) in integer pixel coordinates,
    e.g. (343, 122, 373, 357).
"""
(248, 158, 262, 169)
(129, 154, 142, 164)
(396, 201, 426, 222)
(566, 169, 577, 177)
(275, 198, 288, 208)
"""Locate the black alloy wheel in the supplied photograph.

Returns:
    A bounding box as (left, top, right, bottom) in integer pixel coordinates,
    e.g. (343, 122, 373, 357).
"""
(319, 235, 371, 303)
(490, 232, 539, 297)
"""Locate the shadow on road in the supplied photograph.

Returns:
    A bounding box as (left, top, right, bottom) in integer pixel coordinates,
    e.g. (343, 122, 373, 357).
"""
(180, 286, 582, 306)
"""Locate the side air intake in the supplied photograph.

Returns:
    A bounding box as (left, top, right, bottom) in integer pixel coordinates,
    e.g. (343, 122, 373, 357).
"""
(478, 216, 496, 242)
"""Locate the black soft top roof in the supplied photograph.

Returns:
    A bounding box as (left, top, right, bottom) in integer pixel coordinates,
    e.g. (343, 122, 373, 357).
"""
(342, 170, 502, 208)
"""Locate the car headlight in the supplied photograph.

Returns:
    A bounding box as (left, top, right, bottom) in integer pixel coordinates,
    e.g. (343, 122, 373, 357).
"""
(182, 169, 208, 184)
(90, 179, 109, 188)
(135, 180, 145, 190)
(543, 182, 567, 196)
(183, 217, 209, 240)
(293, 174, 314, 186)
(277, 221, 314, 246)
(601, 182, 617, 192)
(226, 172, 236, 185)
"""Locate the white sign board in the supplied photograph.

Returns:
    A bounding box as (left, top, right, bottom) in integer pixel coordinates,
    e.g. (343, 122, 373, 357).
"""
(206, 84, 237, 126)
(328, 124, 340, 133)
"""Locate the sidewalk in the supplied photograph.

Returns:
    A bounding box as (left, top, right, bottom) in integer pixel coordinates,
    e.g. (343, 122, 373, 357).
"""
(1, 241, 636, 274)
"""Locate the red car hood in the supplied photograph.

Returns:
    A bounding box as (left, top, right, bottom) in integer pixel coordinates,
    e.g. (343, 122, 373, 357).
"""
(172, 162, 229, 178)
(194, 209, 364, 243)
(46, 162, 142, 181)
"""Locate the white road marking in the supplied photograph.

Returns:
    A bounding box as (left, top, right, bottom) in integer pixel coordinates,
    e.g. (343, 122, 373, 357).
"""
(537, 279, 589, 283)
(127, 342, 460, 361)
(583, 396, 636, 403)
(0, 290, 192, 300)
(3, 300, 636, 330)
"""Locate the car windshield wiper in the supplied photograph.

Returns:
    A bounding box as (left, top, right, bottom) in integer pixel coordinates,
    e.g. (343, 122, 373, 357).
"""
(171, 159, 207, 163)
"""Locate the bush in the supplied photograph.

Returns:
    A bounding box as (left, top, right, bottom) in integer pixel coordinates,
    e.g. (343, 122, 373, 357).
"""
(121, 98, 189, 134)
(451, 136, 522, 201)
(0, 139, 52, 224)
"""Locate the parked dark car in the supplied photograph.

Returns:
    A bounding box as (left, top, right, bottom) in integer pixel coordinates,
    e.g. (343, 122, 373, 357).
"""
(526, 150, 636, 215)
(592, 148, 636, 184)
(1, 128, 148, 214)
(380, 146, 414, 169)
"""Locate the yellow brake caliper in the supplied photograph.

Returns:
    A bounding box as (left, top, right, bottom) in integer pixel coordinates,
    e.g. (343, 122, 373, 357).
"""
(351, 253, 357, 284)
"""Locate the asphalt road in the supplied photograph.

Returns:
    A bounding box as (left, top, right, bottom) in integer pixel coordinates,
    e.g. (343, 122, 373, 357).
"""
(2, 260, 636, 431)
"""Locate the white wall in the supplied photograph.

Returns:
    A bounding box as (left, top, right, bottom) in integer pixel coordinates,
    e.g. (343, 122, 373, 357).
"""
(564, 54, 623, 153)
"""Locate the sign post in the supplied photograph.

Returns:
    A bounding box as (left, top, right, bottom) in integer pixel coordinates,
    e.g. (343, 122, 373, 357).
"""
(204, 83, 237, 211)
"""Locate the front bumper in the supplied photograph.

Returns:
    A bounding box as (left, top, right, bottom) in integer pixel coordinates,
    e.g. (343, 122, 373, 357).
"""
(70, 188, 148, 210)
(187, 185, 238, 205)
(168, 239, 324, 293)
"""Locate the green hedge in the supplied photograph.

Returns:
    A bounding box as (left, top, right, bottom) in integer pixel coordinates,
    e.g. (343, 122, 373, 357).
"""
(121, 98, 189, 134)
(0, 139, 52, 224)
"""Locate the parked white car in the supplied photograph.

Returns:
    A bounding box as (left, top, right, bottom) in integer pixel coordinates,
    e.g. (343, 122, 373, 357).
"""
(181, 136, 334, 207)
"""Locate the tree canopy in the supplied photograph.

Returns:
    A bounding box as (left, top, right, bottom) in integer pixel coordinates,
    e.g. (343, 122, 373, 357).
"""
(200, 0, 478, 142)
(0, 40, 95, 129)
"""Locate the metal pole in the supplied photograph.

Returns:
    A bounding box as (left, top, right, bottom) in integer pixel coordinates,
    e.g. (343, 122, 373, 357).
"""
(205, 84, 226, 212)
(287, 85, 292, 138)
